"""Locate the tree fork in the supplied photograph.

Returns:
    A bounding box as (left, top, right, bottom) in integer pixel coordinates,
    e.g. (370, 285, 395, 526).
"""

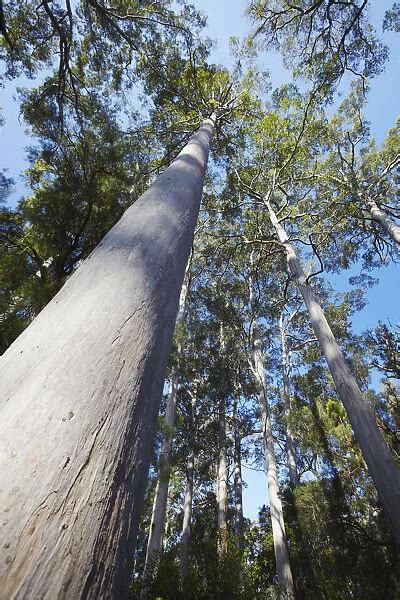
(0, 114, 216, 599)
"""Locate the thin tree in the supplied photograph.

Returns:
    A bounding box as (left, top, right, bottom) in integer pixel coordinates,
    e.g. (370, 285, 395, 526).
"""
(250, 321, 295, 600)
(143, 257, 191, 580)
(233, 395, 245, 549)
(264, 189, 400, 547)
(180, 386, 197, 582)
(279, 312, 299, 486)
(216, 322, 229, 557)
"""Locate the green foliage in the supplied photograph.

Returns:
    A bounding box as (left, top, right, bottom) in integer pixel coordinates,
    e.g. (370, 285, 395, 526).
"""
(247, 0, 389, 90)
(135, 532, 277, 599)
(384, 3, 400, 32)
(283, 481, 400, 599)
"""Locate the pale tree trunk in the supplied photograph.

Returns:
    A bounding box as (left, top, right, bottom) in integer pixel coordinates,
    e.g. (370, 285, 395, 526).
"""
(266, 198, 400, 547)
(252, 327, 295, 600)
(143, 260, 191, 576)
(217, 322, 228, 557)
(216, 402, 228, 557)
(279, 314, 299, 486)
(0, 114, 216, 599)
(180, 388, 196, 582)
(233, 397, 244, 549)
(366, 197, 400, 245)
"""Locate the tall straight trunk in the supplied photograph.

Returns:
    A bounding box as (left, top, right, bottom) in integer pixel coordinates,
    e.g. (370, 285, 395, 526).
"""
(252, 327, 295, 600)
(266, 198, 400, 547)
(279, 314, 299, 486)
(216, 401, 228, 557)
(217, 322, 228, 557)
(366, 197, 400, 245)
(233, 397, 244, 549)
(0, 114, 216, 599)
(180, 389, 196, 582)
(143, 263, 191, 575)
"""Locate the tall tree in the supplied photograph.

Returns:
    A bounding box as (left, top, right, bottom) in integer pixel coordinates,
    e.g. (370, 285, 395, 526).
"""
(180, 385, 197, 581)
(0, 112, 216, 598)
(250, 319, 295, 599)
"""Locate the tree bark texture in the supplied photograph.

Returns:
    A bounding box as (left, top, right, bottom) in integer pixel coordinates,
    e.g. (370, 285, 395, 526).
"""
(266, 199, 400, 548)
(252, 329, 295, 600)
(279, 314, 299, 486)
(0, 115, 216, 599)
(143, 264, 191, 575)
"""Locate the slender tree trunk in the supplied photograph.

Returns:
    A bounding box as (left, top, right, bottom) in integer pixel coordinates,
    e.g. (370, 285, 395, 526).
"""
(142, 377, 177, 589)
(143, 262, 191, 577)
(266, 198, 400, 547)
(217, 323, 228, 557)
(252, 327, 295, 600)
(366, 197, 400, 245)
(279, 314, 299, 486)
(217, 402, 228, 557)
(233, 397, 244, 549)
(0, 114, 216, 599)
(180, 388, 196, 582)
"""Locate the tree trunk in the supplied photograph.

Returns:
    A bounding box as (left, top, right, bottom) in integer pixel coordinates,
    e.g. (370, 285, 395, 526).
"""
(143, 263, 191, 576)
(180, 388, 196, 582)
(142, 376, 177, 586)
(216, 403, 228, 557)
(279, 314, 299, 486)
(0, 114, 216, 599)
(366, 197, 400, 245)
(266, 198, 400, 547)
(252, 327, 295, 600)
(217, 322, 228, 557)
(233, 397, 244, 549)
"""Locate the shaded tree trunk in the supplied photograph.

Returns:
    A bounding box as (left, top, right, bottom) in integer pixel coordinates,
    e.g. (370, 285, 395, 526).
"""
(233, 397, 244, 549)
(180, 388, 196, 582)
(143, 262, 191, 577)
(266, 197, 400, 547)
(279, 314, 299, 486)
(0, 115, 216, 599)
(252, 326, 295, 600)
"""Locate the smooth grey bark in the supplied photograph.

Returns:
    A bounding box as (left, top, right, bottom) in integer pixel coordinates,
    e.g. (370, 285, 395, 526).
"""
(180, 388, 196, 582)
(252, 327, 295, 600)
(279, 314, 299, 486)
(0, 114, 216, 599)
(366, 197, 400, 245)
(266, 198, 400, 547)
(233, 397, 244, 549)
(217, 323, 228, 557)
(143, 264, 191, 578)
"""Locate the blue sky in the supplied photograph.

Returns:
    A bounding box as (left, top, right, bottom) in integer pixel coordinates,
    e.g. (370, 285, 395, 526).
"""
(1, 1, 399, 521)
